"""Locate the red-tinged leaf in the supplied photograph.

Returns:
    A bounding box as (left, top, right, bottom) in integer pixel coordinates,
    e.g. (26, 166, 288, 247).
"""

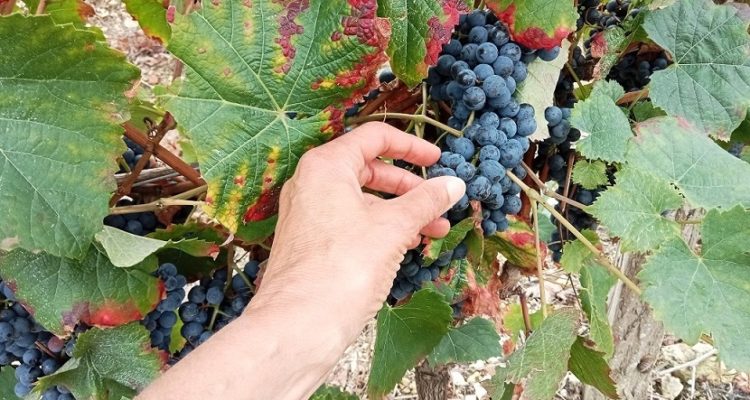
(163, 0, 390, 239)
(34, 324, 165, 399)
(487, 0, 577, 50)
(124, 0, 172, 43)
(377, 0, 470, 86)
(24, 0, 96, 29)
(460, 264, 503, 321)
(493, 216, 548, 270)
(0, 248, 161, 335)
(590, 28, 629, 80)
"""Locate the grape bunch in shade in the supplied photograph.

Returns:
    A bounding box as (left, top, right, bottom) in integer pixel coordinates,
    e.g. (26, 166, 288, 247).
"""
(0, 278, 75, 399)
(425, 9, 561, 237)
(389, 244, 468, 301)
(166, 260, 260, 363)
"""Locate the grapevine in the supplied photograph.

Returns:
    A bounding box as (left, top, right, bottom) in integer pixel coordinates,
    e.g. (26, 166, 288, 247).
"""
(1, 0, 750, 399)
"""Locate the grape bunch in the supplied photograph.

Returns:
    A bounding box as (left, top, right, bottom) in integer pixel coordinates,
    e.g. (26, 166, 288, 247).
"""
(0, 278, 73, 398)
(607, 52, 668, 92)
(426, 9, 561, 236)
(389, 243, 468, 301)
(171, 260, 259, 362)
(104, 208, 160, 236)
(141, 263, 187, 351)
(119, 137, 147, 173)
(578, 0, 636, 30)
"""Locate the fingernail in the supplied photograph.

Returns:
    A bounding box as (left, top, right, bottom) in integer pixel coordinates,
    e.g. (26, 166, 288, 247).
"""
(444, 177, 466, 203)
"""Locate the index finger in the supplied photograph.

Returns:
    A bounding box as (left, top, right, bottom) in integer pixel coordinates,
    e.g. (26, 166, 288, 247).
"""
(327, 122, 441, 170)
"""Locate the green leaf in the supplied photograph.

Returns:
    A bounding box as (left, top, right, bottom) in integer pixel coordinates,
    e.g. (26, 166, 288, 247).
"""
(568, 337, 618, 399)
(504, 308, 579, 400)
(627, 117, 750, 209)
(486, 368, 514, 400)
(96, 226, 220, 268)
(124, 0, 171, 43)
(0, 248, 160, 335)
(644, 0, 750, 139)
(590, 80, 625, 102)
(377, 0, 469, 87)
(368, 289, 452, 397)
(0, 15, 139, 259)
(630, 100, 666, 122)
(536, 204, 556, 244)
(588, 167, 683, 252)
(163, 0, 389, 237)
(422, 218, 474, 267)
(516, 40, 571, 141)
(35, 324, 164, 399)
(0, 367, 17, 400)
(24, 0, 97, 31)
(590, 28, 629, 80)
(572, 160, 609, 190)
(311, 385, 358, 400)
(640, 206, 750, 371)
(570, 81, 632, 162)
(147, 223, 229, 278)
(168, 314, 186, 354)
(487, 0, 577, 49)
(559, 229, 599, 274)
(579, 266, 616, 358)
(427, 317, 501, 365)
(503, 303, 543, 341)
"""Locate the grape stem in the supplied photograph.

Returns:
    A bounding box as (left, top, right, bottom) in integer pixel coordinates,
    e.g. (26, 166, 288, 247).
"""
(521, 162, 590, 211)
(347, 113, 463, 137)
(508, 171, 643, 296)
(109, 185, 208, 215)
(531, 198, 548, 319)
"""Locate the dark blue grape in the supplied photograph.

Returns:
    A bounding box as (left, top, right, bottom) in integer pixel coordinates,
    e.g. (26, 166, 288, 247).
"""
(516, 118, 537, 137)
(505, 76, 517, 94)
(475, 126, 499, 146)
(538, 46, 561, 61)
(479, 145, 501, 162)
(481, 219, 498, 235)
(545, 106, 563, 126)
(499, 43, 522, 62)
(450, 60, 470, 79)
(436, 54, 456, 76)
(499, 100, 520, 117)
(455, 162, 476, 181)
(473, 64, 494, 81)
(476, 42, 499, 64)
(467, 176, 492, 201)
(469, 26, 488, 44)
(492, 56, 514, 77)
(479, 160, 506, 183)
(442, 39, 462, 57)
(499, 140, 524, 167)
(511, 61, 527, 82)
(479, 112, 500, 129)
(456, 69, 476, 87)
(501, 195, 522, 215)
(500, 117, 517, 137)
(482, 75, 506, 98)
(460, 43, 479, 65)
(448, 138, 475, 161)
(462, 86, 486, 110)
(440, 152, 464, 169)
(206, 287, 224, 305)
(467, 10, 486, 27)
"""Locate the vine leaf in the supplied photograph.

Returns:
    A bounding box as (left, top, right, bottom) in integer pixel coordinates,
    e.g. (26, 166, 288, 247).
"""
(0, 248, 161, 336)
(489, 216, 547, 271)
(640, 206, 750, 371)
(368, 289, 452, 397)
(0, 15, 139, 259)
(311, 385, 358, 400)
(516, 40, 571, 141)
(589, 168, 683, 252)
(96, 226, 220, 268)
(427, 317, 502, 365)
(34, 324, 164, 399)
(644, 0, 750, 139)
(579, 264, 617, 358)
(570, 81, 632, 162)
(503, 303, 543, 341)
(486, 0, 577, 50)
(590, 80, 625, 102)
(422, 218, 474, 267)
(163, 0, 389, 238)
(147, 223, 229, 278)
(571, 160, 609, 190)
(568, 337, 619, 399)
(627, 117, 750, 209)
(559, 229, 599, 274)
(489, 309, 579, 400)
(590, 27, 628, 80)
(630, 100, 666, 122)
(123, 0, 171, 43)
(377, 0, 469, 87)
(0, 367, 15, 400)
(24, 0, 96, 30)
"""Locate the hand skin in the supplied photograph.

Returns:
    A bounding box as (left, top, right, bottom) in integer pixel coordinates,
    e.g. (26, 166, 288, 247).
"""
(137, 122, 465, 400)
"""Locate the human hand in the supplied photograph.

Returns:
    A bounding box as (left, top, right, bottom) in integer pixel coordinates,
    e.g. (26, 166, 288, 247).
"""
(252, 122, 465, 342)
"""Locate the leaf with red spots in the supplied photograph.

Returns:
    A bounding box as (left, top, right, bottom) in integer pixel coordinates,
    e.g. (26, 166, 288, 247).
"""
(33, 323, 164, 400)
(0, 248, 161, 336)
(377, 0, 469, 87)
(124, 0, 172, 43)
(493, 216, 548, 269)
(162, 0, 390, 239)
(487, 0, 577, 50)
(24, 0, 97, 31)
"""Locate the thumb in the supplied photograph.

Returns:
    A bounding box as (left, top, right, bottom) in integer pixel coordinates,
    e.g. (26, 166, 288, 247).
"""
(385, 176, 466, 234)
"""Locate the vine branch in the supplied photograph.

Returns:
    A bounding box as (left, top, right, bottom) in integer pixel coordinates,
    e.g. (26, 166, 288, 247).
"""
(521, 162, 590, 211)
(532, 199, 548, 319)
(507, 171, 643, 296)
(109, 185, 207, 215)
(347, 113, 463, 137)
